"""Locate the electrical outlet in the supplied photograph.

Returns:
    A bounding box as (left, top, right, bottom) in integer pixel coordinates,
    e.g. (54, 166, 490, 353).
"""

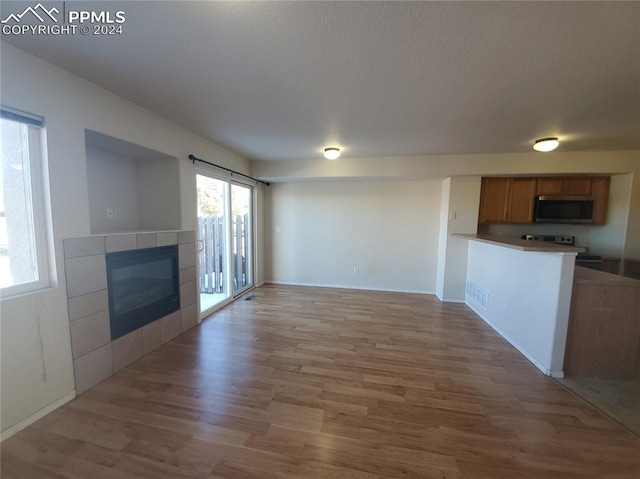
(449, 211, 457, 220)
(275, 226, 282, 233)
(354, 267, 359, 274)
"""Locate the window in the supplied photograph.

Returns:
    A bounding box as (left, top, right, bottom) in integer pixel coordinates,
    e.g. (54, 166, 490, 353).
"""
(0, 107, 51, 297)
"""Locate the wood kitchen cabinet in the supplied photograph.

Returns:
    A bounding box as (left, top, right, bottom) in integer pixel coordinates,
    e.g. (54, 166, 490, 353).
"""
(478, 178, 510, 223)
(537, 177, 592, 196)
(590, 177, 610, 225)
(478, 177, 537, 224)
(479, 176, 610, 224)
(536, 177, 564, 195)
(563, 177, 593, 195)
(507, 178, 537, 223)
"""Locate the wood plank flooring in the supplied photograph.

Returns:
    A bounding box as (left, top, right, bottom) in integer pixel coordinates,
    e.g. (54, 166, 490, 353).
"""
(2, 284, 639, 478)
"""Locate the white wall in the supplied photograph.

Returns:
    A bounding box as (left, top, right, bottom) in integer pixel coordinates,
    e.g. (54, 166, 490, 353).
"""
(435, 179, 451, 298)
(590, 174, 632, 257)
(137, 159, 181, 231)
(465, 240, 576, 376)
(0, 43, 250, 437)
(436, 177, 482, 301)
(266, 180, 441, 293)
(86, 148, 141, 233)
(87, 147, 182, 234)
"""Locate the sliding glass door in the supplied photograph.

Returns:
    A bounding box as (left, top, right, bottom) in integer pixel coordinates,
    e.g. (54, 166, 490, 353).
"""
(197, 172, 254, 316)
(231, 183, 253, 295)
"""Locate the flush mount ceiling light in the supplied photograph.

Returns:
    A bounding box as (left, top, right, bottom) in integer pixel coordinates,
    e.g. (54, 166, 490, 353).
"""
(533, 137, 559, 152)
(324, 147, 340, 160)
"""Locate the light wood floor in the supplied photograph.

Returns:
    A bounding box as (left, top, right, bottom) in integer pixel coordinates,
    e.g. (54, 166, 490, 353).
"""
(2, 285, 639, 478)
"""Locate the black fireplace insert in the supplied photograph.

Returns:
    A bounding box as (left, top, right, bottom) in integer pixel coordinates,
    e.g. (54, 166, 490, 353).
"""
(106, 245, 180, 340)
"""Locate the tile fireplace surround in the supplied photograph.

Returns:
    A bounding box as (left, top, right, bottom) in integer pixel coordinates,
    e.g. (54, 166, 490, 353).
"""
(63, 231, 198, 394)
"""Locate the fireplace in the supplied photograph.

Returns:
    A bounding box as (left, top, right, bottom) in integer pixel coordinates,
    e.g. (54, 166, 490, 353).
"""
(106, 245, 180, 340)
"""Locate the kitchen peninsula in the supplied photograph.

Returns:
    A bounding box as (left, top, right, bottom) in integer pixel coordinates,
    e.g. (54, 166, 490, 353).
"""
(453, 234, 583, 378)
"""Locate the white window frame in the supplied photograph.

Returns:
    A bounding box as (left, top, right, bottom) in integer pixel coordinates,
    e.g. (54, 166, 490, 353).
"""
(0, 107, 53, 299)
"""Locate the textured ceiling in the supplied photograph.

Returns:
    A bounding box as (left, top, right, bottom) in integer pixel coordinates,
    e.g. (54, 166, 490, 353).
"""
(2, 1, 639, 161)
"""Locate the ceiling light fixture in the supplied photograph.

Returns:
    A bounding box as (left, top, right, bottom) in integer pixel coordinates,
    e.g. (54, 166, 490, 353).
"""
(533, 137, 559, 152)
(324, 147, 340, 160)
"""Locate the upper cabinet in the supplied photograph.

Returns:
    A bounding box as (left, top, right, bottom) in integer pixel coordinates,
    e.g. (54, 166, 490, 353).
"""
(536, 177, 563, 196)
(478, 178, 537, 224)
(508, 178, 538, 223)
(537, 177, 592, 196)
(590, 177, 610, 225)
(479, 176, 610, 225)
(478, 178, 510, 223)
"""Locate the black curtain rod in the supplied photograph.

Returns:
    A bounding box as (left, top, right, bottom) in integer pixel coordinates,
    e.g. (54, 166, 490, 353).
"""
(188, 154, 270, 186)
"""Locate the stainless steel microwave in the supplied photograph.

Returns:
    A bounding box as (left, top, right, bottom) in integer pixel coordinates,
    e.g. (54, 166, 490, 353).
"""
(534, 196, 594, 224)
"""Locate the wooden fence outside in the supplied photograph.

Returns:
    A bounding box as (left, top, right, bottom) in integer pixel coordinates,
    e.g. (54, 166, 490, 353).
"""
(197, 214, 249, 294)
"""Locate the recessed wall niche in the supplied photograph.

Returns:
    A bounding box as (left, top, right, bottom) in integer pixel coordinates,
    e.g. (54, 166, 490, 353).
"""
(85, 130, 181, 234)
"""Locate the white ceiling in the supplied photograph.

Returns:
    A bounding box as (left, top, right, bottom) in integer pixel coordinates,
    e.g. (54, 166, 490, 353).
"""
(2, 1, 639, 161)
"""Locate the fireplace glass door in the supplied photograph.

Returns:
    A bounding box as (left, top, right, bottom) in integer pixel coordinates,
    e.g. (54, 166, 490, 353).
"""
(106, 245, 180, 340)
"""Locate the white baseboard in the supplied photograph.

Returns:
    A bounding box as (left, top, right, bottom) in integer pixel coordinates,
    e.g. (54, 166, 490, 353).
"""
(435, 292, 466, 303)
(265, 280, 432, 295)
(1, 390, 76, 442)
(465, 301, 564, 378)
